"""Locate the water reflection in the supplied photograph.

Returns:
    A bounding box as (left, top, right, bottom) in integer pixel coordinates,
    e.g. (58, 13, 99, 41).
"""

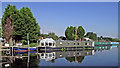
(0, 45, 118, 67)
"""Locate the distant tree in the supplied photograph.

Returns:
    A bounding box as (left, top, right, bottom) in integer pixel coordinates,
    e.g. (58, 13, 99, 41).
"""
(48, 32, 59, 40)
(40, 34, 48, 38)
(77, 26, 85, 40)
(85, 32, 97, 41)
(65, 26, 75, 40)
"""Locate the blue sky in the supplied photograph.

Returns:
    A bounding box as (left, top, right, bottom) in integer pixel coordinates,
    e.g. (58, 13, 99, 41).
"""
(2, 2, 118, 38)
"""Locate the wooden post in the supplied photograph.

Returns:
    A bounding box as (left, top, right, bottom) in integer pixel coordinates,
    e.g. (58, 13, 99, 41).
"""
(27, 33, 29, 51)
(9, 37, 13, 46)
(75, 24, 77, 41)
(27, 33, 30, 67)
(75, 24, 77, 67)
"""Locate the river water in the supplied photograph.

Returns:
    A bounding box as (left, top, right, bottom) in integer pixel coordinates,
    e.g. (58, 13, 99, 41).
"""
(1, 46, 118, 68)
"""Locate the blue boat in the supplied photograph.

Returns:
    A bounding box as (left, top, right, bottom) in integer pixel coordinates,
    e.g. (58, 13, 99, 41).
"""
(14, 47, 36, 52)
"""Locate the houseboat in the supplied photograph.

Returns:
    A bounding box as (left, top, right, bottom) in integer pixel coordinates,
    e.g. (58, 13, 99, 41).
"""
(38, 38, 95, 51)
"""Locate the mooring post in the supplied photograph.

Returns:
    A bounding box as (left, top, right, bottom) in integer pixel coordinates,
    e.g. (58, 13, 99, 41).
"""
(27, 33, 30, 67)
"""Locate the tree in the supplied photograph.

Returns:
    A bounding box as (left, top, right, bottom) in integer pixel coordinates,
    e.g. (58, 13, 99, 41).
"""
(65, 26, 85, 40)
(17, 7, 40, 42)
(2, 4, 19, 45)
(112, 38, 119, 42)
(85, 32, 97, 41)
(65, 26, 75, 40)
(2, 4, 40, 44)
(77, 26, 85, 40)
(48, 32, 59, 40)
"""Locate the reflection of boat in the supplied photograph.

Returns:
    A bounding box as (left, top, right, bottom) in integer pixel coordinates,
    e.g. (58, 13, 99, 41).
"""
(38, 50, 94, 61)
(14, 48, 28, 52)
(39, 52, 55, 61)
(14, 51, 37, 55)
(38, 38, 94, 50)
(14, 47, 36, 52)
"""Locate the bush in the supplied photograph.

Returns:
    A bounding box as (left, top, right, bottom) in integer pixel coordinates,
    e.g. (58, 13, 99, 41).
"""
(30, 43, 37, 47)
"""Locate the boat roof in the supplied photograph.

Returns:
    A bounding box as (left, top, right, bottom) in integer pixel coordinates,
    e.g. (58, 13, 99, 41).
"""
(40, 38, 55, 42)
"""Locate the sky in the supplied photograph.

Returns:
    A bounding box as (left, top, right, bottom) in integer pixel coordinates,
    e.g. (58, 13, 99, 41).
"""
(2, 2, 118, 38)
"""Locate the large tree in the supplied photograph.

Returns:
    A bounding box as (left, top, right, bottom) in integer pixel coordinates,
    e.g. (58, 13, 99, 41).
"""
(65, 26, 75, 40)
(15, 7, 40, 42)
(2, 4, 40, 44)
(77, 26, 85, 40)
(65, 26, 85, 40)
(2, 4, 19, 45)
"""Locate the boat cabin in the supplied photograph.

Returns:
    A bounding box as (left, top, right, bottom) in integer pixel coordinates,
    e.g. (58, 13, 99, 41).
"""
(39, 38, 56, 47)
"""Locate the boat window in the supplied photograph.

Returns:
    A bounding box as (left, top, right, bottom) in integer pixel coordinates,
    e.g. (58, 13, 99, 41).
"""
(85, 43, 87, 45)
(45, 54, 48, 56)
(78, 43, 80, 45)
(74, 43, 75, 45)
(49, 43, 52, 46)
(41, 43, 44, 46)
(41, 53, 44, 56)
(46, 42, 48, 45)
(53, 53, 55, 56)
(53, 43, 55, 46)
(49, 54, 52, 57)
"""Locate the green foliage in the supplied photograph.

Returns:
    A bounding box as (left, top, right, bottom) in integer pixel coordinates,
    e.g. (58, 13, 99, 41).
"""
(65, 56, 85, 63)
(65, 26, 85, 40)
(48, 32, 59, 40)
(65, 26, 75, 40)
(40, 34, 48, 38)
(30, 43, 37, 47)
(2, 4, 40, 43)
(2, 4, 19, 39)
(77, 26, 85, 40)
(98, 36, 120, 42)
(85, 32, 97, 41)
(21, 40, 27, 45)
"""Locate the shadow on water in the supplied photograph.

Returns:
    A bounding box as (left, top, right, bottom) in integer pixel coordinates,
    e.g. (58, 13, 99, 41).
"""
(0, 45, 118, 68)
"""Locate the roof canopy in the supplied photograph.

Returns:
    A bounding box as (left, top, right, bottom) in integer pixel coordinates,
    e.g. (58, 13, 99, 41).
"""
(40, 38, 55, 43)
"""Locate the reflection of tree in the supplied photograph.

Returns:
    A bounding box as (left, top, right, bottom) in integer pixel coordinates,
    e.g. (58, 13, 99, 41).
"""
(11, 58, 27, 68)
(50, 59, 55, 63)
(65, 56, 85, 63)
(66, 57, 75, 63)
(29, 55, 40, 68)
(77, 56, 85, 63)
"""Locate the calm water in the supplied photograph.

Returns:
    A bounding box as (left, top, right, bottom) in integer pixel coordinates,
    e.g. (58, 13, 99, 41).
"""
(1, 46, 118, 68)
